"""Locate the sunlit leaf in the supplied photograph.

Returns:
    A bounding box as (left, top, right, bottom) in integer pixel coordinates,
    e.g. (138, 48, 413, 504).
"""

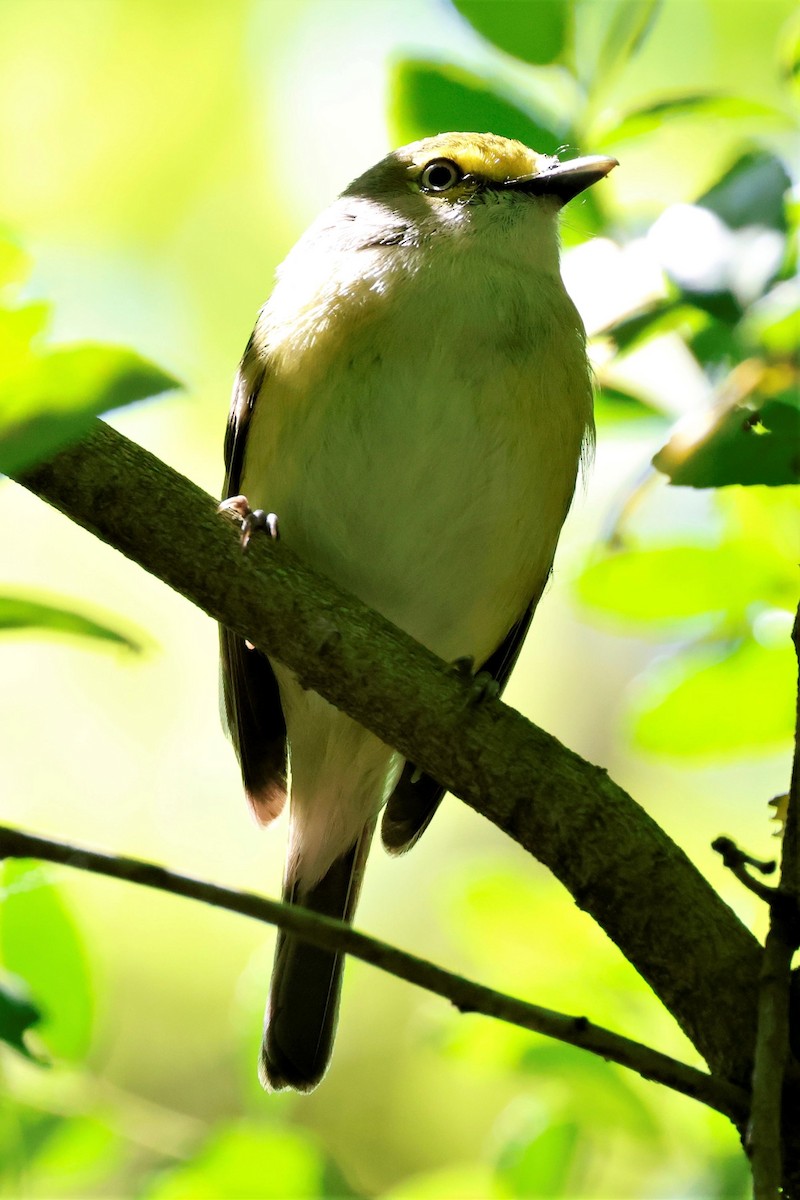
(451, 0, 570, 66)
(495, 1115, 580, 1198)
(383, 1165, 496, 1199)
(0, 301, 51, 363)
(654, 388, 800, 488)
(0, 861, 93, 1060)
(20, 1116, 124, 1198)
(0, 974, 44, 1062)
(594, 383, 663, 424)
(0, 594, 142, 651)
(595, 0, 662, 80)
(594, 94, 789, 145)
(599, 298, 706, 354)
(741, 280, 800, 356)
(576, 542, 794, 627)
(0, 344, 180, 476)
(631, 639, 796, 756)
(389, 60, 568, 156)
(0, 235, 30, 290)
(0, 595, 141, 650)
(699, 150, 791, 233)
(143, 1123, 325, 1199)
(518, 1044, 662, 1140)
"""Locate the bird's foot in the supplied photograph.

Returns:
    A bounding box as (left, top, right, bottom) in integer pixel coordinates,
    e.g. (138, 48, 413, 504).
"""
(218, 495, 280, 552)
(448, 656, 500, 707)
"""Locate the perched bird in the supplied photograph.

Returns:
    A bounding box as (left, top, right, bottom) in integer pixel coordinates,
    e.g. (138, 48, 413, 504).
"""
(220, 132, 617, 1092)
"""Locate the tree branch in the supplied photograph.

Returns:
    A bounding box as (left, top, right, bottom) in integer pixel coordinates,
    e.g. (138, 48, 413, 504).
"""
(12, 420, 764, 1100)
(0, 824, 749, 1124)
(748, 604, 800, 1198)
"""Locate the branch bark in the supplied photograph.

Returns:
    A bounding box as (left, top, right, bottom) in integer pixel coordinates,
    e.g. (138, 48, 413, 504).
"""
(0, 824, 750, 1123)
(13, 420, 764, 1103)
(748, 605, 800, 1198)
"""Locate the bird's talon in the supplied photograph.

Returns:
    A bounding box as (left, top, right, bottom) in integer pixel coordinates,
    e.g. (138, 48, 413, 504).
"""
(219, 496, 280, 552)
(467, 672, 501, 707)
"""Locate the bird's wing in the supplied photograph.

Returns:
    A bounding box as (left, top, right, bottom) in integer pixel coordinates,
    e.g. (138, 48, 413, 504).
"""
(220, 336, 288, 824)
(380, 581, 546, 855)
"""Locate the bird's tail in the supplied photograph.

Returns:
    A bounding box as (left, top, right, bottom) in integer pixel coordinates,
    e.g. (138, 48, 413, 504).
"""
(260, 818, 375, 1091)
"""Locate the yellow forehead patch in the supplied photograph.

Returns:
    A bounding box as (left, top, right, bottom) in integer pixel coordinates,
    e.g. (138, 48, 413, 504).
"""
(400, 132, 553, 183)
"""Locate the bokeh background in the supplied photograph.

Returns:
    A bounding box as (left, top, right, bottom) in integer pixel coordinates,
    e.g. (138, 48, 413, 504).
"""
(1, 0, 798, 1196)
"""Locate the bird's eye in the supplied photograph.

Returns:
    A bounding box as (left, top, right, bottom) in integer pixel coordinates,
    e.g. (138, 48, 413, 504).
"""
(419, 158, 462, 192)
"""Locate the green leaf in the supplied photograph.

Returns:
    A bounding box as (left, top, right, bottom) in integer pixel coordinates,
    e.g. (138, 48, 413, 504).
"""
(495, 1114, 581, 1198)
(0, 234, 31, 290)
(0, 594, 142, 651)
(595, 0, 662, 80)
(632, 639, 796, 756)
(382, 1166, 496, 1199)
(0, 974, 44, 1062)
(0, 301, 51, 362)
(0, 861, 93, 1060)
(389, 60, 568, 156)
(654, 390, 800, 488)
(451, 0, 570, 66)
(0, 344, 180, 476)
(599, 298, 706, 354)
(698, 150, 791, 233)
(17, 1116, 123, 1198)
(742, 281, 800, 357)
(576, 543, 794, 628)
(143, 1123, 325, 1199)
(593, 383, 663, 424)
(594, 94, 790, 146)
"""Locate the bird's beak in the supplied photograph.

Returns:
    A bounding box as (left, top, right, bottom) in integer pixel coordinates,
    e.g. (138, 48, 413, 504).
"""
(504, 155, 618, 204)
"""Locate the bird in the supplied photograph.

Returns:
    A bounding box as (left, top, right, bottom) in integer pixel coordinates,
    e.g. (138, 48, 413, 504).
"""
(220, 132, 617, 1092)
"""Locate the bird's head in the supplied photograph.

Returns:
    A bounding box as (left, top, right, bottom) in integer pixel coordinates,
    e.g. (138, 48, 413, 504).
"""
(343, 131, 617, 216)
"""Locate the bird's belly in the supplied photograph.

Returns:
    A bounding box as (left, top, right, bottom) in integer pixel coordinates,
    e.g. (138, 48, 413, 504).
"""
(242, 305, 588, 666)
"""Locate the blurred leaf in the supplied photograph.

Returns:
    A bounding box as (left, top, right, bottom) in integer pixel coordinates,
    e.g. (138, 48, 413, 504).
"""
(0, 594, 142, 651)
(0, 344, 180, 476)
(451, 0, 570, 66)
(0, 861, 93, 1060)
(599, 298, 705, 354)
(595, 0, 662, 80)
(687, 320, 744, 372)
(389, 60, 568, 156)
(741, 279, 800, 356)
(594, 94, 789, 145)
(779, 7, 800, 94)
(698, 150, 791, 233)
(143, 1122, 325, 1200)
(19, 1116, 124, 1199)
(678, 287, 743, 326)
(494, 1116, 580, 1198)
(594, 383, 663, 424)
(382, 1165, 496, 1199)
(576, 542, 794, 628)
(0, 235, 30, 290)
(0, 302, 51, 363)
(632, 639, 796, 756)
(654, 388, 800, 487)
(518, 1044, 661, 1141)
(0, 974, 43, 1062)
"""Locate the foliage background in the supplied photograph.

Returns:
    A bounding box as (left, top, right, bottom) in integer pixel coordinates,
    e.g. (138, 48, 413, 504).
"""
(0, 0, 797, 1196)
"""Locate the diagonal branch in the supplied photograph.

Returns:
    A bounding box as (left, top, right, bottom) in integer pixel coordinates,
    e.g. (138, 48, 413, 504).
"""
(0, 824, 749, 1124)
(12, 420, 764, 1100)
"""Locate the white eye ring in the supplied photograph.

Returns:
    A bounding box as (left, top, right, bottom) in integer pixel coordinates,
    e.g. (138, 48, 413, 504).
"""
(419, 158, 462, 192)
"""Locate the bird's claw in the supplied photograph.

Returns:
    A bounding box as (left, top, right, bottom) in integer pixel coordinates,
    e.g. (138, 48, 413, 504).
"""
(218, 495, 280, 552)
(447, 656, 500, 707)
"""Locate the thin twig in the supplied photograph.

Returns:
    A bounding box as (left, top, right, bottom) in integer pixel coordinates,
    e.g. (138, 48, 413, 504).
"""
(748, 603, 800, 1199)
(0, 823, 749, 1124)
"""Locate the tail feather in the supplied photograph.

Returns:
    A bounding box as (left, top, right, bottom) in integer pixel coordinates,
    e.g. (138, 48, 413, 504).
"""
(260, 819, 375, 1092)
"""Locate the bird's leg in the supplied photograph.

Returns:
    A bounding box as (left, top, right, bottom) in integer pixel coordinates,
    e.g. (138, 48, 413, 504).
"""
(447, 655, 501, 707)
(218, 495, 280, 552)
